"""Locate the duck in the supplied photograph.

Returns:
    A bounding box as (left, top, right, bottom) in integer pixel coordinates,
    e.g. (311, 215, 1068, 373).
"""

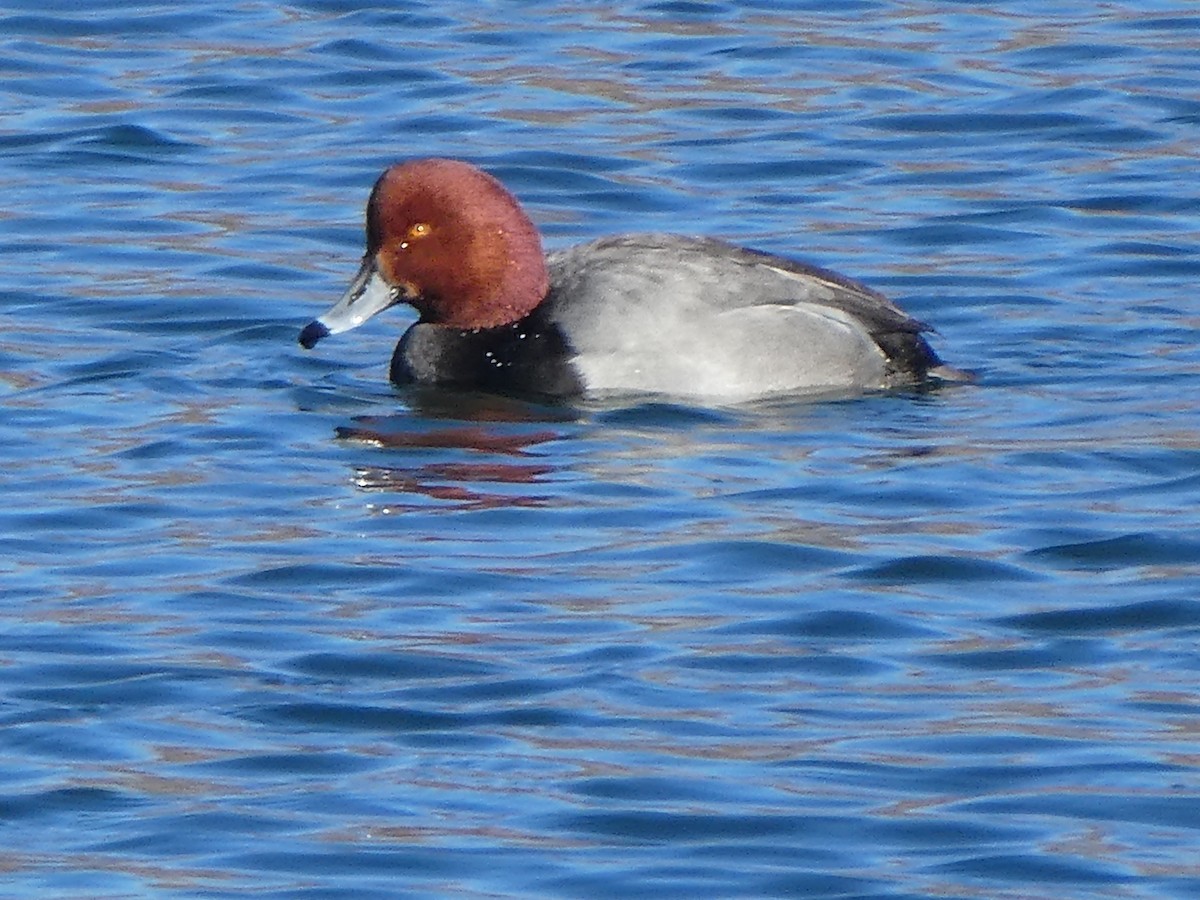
(299, 158, 968, 401)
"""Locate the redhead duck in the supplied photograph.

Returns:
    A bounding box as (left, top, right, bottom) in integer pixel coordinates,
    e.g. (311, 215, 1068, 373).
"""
(299, 158, 967, 401)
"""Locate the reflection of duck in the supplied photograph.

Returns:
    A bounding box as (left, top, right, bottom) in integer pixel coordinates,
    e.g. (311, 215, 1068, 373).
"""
(301, 159, 969, 401)
(339, 422, 557, 512)
(335, 422, 559, 456)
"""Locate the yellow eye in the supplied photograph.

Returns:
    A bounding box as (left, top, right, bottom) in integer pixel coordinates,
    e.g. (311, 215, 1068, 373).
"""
(407, 222, 431, 239)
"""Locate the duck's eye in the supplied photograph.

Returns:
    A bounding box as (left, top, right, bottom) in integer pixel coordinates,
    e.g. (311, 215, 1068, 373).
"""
(398, 222, 433, 250)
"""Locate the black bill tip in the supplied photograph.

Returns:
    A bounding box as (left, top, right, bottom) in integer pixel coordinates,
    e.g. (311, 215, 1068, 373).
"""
(299, 320, 330, 350)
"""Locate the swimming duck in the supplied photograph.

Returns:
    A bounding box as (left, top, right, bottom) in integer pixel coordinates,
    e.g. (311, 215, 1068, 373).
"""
(299, 158, 966, 400)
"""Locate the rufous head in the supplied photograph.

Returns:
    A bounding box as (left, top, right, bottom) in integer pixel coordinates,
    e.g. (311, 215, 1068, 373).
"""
(299, 158, 550, 350)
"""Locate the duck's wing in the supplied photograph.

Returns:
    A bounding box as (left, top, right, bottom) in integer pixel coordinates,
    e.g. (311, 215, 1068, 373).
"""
(545, 234, 969, 385)
(714, 240, 930, 334)
(551, 234, 925, 331)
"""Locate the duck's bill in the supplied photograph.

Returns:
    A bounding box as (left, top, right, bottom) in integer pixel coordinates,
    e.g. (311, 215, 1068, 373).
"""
(299, 257, 398, 349)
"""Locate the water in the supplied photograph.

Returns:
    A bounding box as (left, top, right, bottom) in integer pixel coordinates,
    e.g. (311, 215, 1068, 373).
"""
(2, 2, 1200, 897)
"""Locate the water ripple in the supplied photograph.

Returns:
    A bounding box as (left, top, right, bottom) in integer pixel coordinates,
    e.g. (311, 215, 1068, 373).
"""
(1, 2, 1199, 898)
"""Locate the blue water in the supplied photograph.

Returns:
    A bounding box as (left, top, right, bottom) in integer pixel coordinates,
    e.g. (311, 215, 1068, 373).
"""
(2, 2, 1200, 897)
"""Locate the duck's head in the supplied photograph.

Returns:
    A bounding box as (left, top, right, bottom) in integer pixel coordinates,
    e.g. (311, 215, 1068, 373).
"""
(300, 158, 550, 350)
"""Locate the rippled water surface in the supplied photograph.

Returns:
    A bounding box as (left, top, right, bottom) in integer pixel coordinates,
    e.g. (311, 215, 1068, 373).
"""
(3, 2, 1200, 897)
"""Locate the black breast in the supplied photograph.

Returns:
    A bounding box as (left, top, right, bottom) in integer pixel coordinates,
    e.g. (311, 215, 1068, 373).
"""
(390, 307, 583, 399)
